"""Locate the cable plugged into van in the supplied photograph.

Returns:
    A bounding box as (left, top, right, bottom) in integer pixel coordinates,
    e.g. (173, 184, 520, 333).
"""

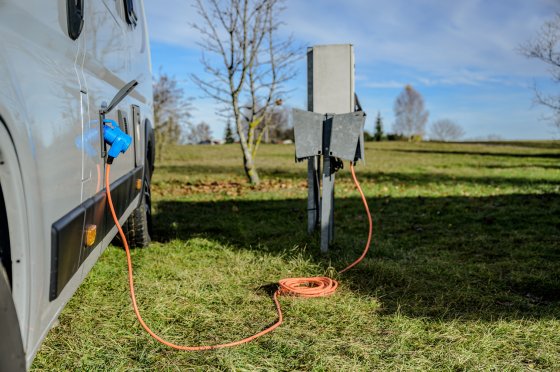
(103, 119, 131, 163)
(99, 79, 138, 159)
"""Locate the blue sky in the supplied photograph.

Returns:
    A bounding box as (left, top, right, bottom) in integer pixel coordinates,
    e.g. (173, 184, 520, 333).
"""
(145, 0, 559, 140)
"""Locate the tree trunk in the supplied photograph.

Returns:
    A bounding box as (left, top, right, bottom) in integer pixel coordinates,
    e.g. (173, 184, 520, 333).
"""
(233, 98, 260, 185)
(241, 145, 260, 184)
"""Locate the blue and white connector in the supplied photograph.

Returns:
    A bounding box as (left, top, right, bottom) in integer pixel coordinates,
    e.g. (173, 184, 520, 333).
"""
(103, 119, 132, 163)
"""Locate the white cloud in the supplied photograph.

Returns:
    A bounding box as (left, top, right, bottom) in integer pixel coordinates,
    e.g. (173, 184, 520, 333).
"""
(144, 0, 200, 47)
(364, 80, 407, 89)
(280, 0, 556, 80)
(144, 0, 559, 139)
(146, 0, 557, 84)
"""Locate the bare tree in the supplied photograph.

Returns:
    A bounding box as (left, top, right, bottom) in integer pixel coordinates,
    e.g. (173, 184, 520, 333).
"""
(264, 104, 292, 142)
(192, 0, 298, 184)
(393, 85, 429, 140)
(430, 119, 465, 141)
(241, 100, 290, 143)
(153, 72, 192, 160)
(520, 13, 560, 128)
(187, 122, 213, 144)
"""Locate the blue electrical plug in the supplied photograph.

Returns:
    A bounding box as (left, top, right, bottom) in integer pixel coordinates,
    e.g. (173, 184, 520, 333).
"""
(103, 119, 132, 163)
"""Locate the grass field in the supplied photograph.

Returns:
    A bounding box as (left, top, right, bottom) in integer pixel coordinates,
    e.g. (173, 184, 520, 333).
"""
(32, 141, 560, 370)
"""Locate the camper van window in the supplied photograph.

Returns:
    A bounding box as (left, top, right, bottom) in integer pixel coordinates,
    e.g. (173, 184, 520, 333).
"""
(124, 0, 137, 26)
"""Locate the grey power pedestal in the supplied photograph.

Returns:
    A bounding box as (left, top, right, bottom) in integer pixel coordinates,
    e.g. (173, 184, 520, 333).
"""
(293, 44, 366, 253)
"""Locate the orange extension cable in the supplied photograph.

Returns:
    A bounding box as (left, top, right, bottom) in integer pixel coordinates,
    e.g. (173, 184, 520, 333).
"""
(106, 162, 372, 350)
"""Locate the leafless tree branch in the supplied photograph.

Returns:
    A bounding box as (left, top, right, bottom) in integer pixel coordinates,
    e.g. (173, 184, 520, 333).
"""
(153, 71, 193, 160)
(520, 12, 560, 130)
(191, 0, 299, 184)
(393, 85, 429, 140)
(429, 119, 465, 142)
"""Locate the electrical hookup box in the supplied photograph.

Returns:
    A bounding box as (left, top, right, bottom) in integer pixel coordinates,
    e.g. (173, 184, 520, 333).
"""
(307, 44, 355, 114)
(293, 44, 366, 253)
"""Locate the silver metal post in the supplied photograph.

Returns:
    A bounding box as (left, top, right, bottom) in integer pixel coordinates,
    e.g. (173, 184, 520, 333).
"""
(320, 155, 334, 253)
(307, 156, 320, 233)
(320, 114, 334, 252)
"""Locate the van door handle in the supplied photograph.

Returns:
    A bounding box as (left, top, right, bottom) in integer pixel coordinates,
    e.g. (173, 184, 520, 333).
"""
(67, 0, 84, 40)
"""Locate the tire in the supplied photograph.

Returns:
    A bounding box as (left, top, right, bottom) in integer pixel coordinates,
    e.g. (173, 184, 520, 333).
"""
(0, 265, 25, 372)
(122, 173, 152, 248)
(0, 265, 8, 289)
(117, 157, 153, 248)
(112, 126, 154, 249)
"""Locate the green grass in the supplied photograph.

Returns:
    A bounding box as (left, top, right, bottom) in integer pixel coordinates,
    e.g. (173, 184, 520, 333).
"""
(32, 141, 560, 370)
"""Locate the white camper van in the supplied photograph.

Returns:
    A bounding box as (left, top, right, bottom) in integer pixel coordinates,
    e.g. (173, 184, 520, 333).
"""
(0, 1, 155, 369)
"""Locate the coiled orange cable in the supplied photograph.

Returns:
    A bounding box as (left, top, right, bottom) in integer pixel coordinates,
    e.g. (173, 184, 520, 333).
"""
(106, 161, 372, 350)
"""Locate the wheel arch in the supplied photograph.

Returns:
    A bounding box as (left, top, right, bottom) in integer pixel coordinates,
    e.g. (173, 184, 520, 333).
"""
(0, 116, 27, 370)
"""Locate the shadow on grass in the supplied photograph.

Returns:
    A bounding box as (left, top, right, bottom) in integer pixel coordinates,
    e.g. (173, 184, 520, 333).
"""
(153, 192, 560, 321)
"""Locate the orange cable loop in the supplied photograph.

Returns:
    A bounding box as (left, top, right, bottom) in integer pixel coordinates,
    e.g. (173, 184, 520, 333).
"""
(105, 161, 372, 350)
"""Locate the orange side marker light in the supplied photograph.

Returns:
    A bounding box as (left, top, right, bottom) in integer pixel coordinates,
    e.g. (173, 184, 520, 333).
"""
(85, 224, 97, 247)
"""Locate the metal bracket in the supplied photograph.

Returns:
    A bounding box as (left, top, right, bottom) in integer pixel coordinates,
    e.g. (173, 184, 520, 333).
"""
(293, 109, 365, 252)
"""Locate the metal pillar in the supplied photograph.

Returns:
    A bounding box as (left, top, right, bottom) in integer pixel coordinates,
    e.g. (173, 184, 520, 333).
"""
(307, 156, 320, 233)
(305, 115, 337, 252)
(319, 115, 335, 252)
(320, 156, 335, 252)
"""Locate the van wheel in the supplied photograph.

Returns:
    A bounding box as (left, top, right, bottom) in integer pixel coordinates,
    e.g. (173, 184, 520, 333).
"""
(0, 265, 25, 372)
(121, 171, 152, 248)
(0, 265, 8, 290)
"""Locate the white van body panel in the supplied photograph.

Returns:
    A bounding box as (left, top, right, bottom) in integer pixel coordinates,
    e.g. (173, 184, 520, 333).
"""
(0, 0, 153, 367)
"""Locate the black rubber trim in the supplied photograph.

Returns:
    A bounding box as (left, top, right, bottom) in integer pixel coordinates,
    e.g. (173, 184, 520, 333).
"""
(49, 166, 143, 301)
(106, 166, 143, 231)
(50, 205, 85, 301)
